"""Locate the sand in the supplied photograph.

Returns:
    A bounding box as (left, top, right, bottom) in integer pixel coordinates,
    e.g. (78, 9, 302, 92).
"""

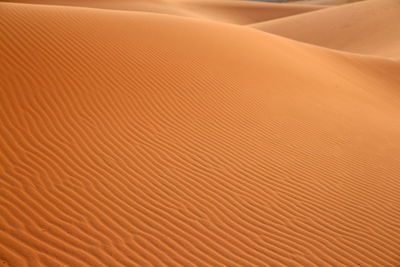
(289, 0, 362, 5)
(1, 1, 400, 266)
(252, 0, 400, 58)
(2, 0, 326, 24)
(172, 1, 326, 24)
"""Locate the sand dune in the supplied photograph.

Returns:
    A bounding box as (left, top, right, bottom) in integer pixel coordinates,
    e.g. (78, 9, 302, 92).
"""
(2, 0, 326, 24)
(0, 0, 203, 17)
(1, 2, 400, 266)
(173, 0, 325, 24)
(290, 0, 362, 5)
(252, 0, 400, 58)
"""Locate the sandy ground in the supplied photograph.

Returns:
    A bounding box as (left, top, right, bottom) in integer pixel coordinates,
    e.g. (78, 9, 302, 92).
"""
(290, 0, 362, 5)
(251, 0, 400, 58)
(2, 0, 326, 24)
(1, 0, 400, 266)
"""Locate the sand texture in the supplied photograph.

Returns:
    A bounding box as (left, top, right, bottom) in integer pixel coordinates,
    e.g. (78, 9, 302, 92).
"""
(1, 0, 326, 24)
(252, 0, 400, 58)
(1, 1, 400, 266)
(290, 0, 362, 5)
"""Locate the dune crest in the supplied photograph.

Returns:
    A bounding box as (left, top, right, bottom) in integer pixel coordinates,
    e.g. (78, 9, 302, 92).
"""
(1, 1, 400, 266)
(172, 0, 326, 24)
(289, 0, 362, 5)
(251, 0, 400, 58)
(2, 0, 327, 24)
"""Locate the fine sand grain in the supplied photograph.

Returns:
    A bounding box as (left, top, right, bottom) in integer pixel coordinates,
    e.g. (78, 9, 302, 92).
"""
(1, 1, 400, 266)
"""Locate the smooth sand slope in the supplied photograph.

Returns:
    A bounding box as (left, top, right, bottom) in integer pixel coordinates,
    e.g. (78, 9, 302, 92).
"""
(252, 0, 400, 58)
(172, 1, 325, 24)
(2, 0, 326, 24)
(290, 0, 362, 5)
(0, 0, 204, 18)
(1, 2, 400, 266)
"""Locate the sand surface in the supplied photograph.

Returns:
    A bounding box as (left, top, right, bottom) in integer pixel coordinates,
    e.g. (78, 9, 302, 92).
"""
(290, 0, 362, 5)
(1, 1, 400, 266)
(2, 0, 326, 24)
(252, 0, 400, 58)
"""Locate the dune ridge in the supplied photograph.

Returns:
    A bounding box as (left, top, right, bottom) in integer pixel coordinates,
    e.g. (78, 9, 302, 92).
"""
(1, 1, 400, 266)
(289, 0, 362, 5)
(171, 0, 326, 24)
(251, 0, 400, 58)
(0, 0, 326, 24)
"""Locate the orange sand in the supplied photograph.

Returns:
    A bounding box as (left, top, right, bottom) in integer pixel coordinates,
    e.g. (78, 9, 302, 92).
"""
(172, 1, 325, 24)
(290, 0, 362, 5)
(252, 0, 400, 58)
(1, 1, 400, 266)
(3, 0, 326, 24)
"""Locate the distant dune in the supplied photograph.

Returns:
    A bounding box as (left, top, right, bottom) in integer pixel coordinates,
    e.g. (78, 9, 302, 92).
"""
(3, 0, 326, 24)
(173, 1, 326, 24)
(1, 1, 400, 266)
(251, 0, 400, 58)
(289, 0, 362, 5)
(0, 0, 204, 17)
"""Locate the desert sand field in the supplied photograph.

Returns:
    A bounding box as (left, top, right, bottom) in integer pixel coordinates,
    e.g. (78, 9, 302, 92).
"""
(1, 0, 400, 266)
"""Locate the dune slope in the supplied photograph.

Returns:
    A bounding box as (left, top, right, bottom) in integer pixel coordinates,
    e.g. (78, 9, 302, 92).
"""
(173, 0, 326, 24)
(290, 0, 362, 5)
(1, 0, 326, 24)
(1, 2, 400, 266)
(0, 0, 203, 18)
(252, 0, 400, 58)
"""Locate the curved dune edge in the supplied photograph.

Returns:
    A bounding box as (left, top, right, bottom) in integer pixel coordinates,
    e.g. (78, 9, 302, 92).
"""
(1, 2, 400, 266)
(251, 0, 400, 58)
(171, 0, 326, 24)
(2, 0, 327, 24)
(0, 0, 204, 18)
(289, 0, 363, 5)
